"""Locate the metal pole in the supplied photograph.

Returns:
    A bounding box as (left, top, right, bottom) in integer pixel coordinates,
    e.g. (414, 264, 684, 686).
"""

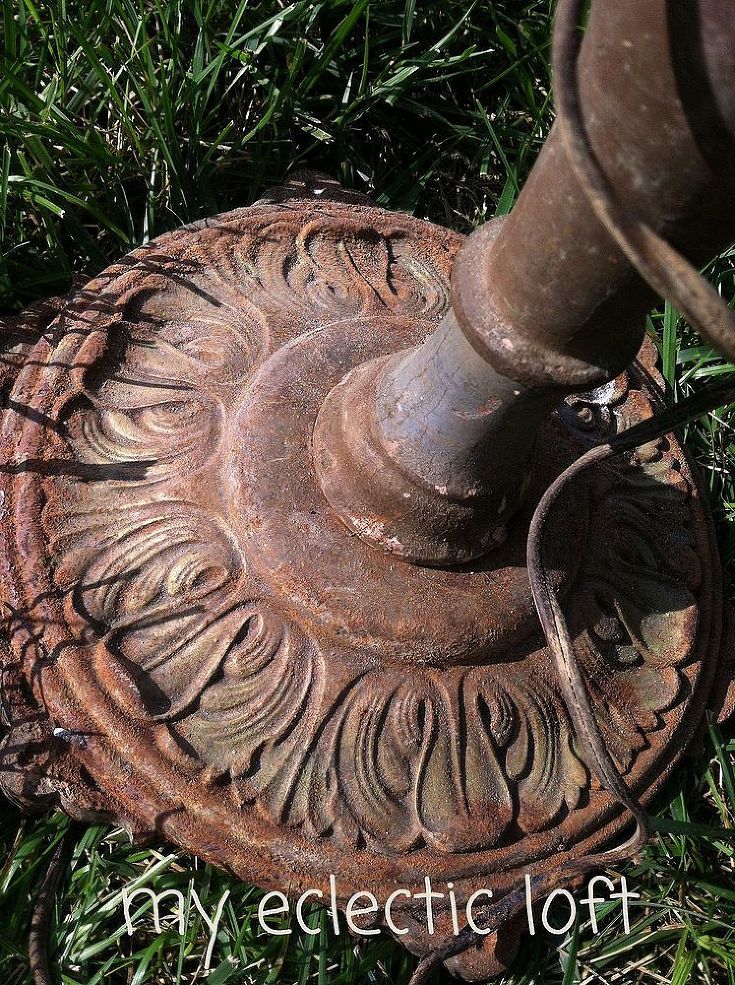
(314, 0, 735, 565)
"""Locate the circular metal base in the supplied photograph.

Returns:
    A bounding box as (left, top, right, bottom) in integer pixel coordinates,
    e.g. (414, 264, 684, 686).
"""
(0, 180, 729, 978)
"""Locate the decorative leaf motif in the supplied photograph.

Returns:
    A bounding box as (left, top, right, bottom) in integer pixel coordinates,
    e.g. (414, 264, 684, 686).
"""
(217, 667, 588, 855)
(222, 217, 454, 324)
(64, 396, 224, 485)
(33, 201, 700, 858)
(176, 608, 323, 781)
(45, 500, 249, 717)
(560, 403, 699, 771)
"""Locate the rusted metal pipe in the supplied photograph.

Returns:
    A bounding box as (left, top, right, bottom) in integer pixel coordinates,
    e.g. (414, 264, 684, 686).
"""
(314, 0, 735, 565)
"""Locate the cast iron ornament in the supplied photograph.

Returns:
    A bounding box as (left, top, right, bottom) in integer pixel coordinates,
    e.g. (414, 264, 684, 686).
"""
(4, 0, 735, 979)
(0, 175, 733, 979)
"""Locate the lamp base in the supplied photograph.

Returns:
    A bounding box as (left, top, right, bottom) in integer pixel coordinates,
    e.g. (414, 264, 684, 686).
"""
(1, 177, 732, 978)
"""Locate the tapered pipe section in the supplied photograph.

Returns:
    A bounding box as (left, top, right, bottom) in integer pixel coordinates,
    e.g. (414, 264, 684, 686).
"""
(314, 0, 735, 565)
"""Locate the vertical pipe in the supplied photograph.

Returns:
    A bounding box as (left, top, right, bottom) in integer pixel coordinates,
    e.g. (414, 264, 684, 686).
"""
(314, 0, 735, 565)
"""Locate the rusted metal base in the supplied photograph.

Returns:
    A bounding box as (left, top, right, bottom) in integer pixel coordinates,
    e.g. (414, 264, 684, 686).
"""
(0, 179, 731, 979)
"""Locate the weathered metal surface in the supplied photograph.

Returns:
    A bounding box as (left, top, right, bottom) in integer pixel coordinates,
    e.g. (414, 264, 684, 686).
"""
(455, 0, 735, 388)
(314, 222, 559, 566)
(318, 0, 735, 566)
(0, 181, 729, 978)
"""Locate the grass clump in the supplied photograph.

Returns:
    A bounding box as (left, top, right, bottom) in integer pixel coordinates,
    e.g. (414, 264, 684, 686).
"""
(1, 0, 553, 308)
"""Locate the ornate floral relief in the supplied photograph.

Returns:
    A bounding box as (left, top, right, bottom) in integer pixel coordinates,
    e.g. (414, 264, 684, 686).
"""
(62, 395, 224, 487)
(116, 286, 270, 387)
(571, 488, 697, 770)
(43, 501, 248, 713)
(176, 610, 324, 785)
(16, 202, 703, 859)
(559, 373, 698, 772)
(202, 215, 456, 328)
(173, 661, 587, 855)
(292, 668, 589, 854)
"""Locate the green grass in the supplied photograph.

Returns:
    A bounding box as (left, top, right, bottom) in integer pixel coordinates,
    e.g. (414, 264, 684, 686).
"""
(0, 0, 553, 308)
(1, 0, 735, 983)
